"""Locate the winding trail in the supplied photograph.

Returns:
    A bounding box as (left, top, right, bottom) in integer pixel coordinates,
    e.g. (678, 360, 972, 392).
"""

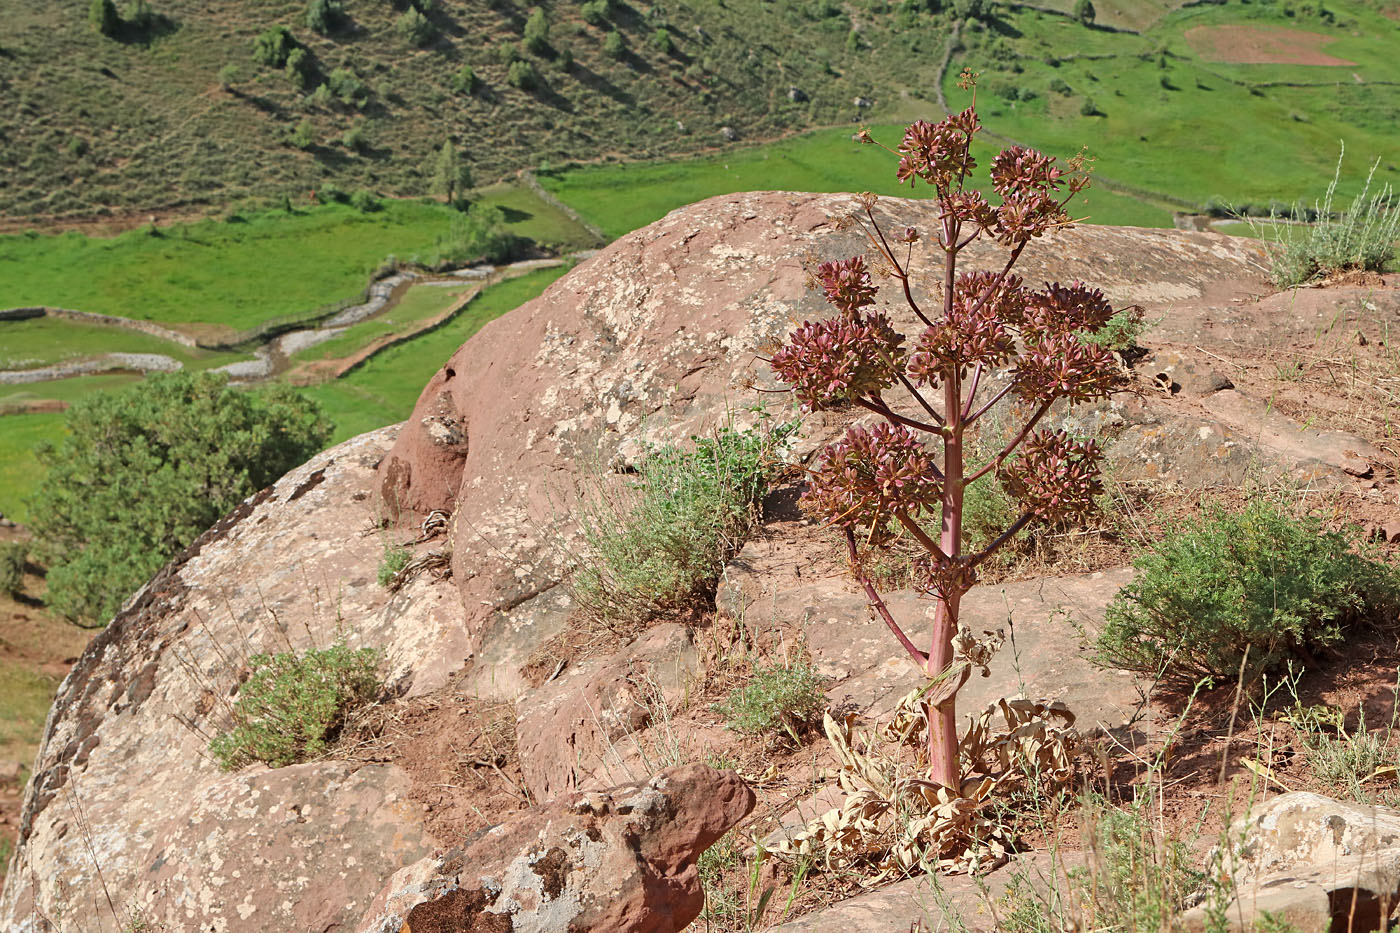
(0, 254, 586, 391)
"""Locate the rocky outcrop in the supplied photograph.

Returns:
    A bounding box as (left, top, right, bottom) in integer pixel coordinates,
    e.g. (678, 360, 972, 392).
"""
(13, 189, 1399, 932)
(1182, 792, 1400, 933)
(356, 763, 754, 933)
(374, 192, 1270, 712)
(0, 427, 466, 932)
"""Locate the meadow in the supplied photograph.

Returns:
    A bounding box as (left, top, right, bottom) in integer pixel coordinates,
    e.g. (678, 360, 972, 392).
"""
(303, 264, 571, 444)
(291, 282, 471, 362)
(1, 200, 477, 334)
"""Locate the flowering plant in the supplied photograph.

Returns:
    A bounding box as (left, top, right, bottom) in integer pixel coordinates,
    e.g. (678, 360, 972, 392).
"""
(770, 82, 1127, 788)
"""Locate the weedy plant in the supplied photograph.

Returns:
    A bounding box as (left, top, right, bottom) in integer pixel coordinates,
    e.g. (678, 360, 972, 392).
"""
(713, 654, 826, 743)
(1095, 498, 1400, 685)
(377, 543, 411, 587)
(209, 641, 381, 770)
(769, 76, 1126, 792)
(1250, 144, 1400, 287)
(572, 418, 795, 630)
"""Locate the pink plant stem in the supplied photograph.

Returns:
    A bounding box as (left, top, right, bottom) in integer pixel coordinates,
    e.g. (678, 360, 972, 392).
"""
(926, 215, 965, 789)
(846, 529, 928, 666)
(964, 399, 1053, 484)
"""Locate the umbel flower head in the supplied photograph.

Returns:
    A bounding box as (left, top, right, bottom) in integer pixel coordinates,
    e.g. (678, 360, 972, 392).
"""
(1001, 429, 1105, 522)
(801, 422, 943, 530)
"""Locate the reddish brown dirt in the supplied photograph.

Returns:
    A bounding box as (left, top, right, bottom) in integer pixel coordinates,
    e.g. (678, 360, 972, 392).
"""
(343, 684, 532, 843)
(1183, 24, 1357, 65)
(0, 526, 94, 883)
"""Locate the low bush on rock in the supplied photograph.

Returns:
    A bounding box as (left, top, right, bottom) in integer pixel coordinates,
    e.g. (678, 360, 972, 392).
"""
(714, 655, 825, 742)
(377, 543, 410, 587)
(1252, 145, 1400, 287)
(572, 419, 794, 630)
(210, 641, 381, 770)
(1095, 499, 1400, 684)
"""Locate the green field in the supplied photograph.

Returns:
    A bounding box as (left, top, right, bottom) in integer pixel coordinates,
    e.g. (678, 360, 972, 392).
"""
(0, 316, 242, 370)
(292, 282, 471, 362)
(945, 3, 1400, 211)
(305, 265, 571, 443)
(540, 123, 1176, 238)
(0, 201, 463, 332)
(0, 412, 64, 523)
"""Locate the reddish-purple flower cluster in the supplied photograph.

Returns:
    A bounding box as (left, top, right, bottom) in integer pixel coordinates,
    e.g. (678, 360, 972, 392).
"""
(896, 109, 980, 190)
(769, 313, 905, 410)
(815, 256, 879, 314)
(1001, 429, 1104, 521)
(800, 423, 943, 530)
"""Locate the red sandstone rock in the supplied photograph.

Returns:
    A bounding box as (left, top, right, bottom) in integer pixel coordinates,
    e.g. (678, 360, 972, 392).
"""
(356, 763, 755, 933)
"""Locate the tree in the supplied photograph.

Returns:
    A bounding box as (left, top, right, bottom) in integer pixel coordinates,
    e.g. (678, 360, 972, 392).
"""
(769, 92, 1121, 788)
(397, 7, 438, 46)
(433, 140, 472, 204)
(306, 0, 345, 34)
(452, 64, 477, 93)
(253, 25, 296, 67)
(603, 29, 625, 58)
(291, 117, 316, 149)
(507, 59, 539, 89)
(30, 372, 329, 625)
(523, 7, 550, 53)
(285, 47, 315, 90)
(89, 0, 119, 36)
(1074, 0, 1096, 23)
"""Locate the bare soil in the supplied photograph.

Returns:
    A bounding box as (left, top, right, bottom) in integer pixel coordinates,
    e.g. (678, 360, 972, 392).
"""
(1183, 24, 1357, 65)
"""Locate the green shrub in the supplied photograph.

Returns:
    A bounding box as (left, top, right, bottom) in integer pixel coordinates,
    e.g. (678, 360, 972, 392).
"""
(253, 26, 296, 67)
(1251, 146, 1400, 287)
(340, 120, 366, 151)
(89, 0, 119, 36)
(217, 63, 240, 89)
(209, 641, 381, 770)
(285, 47, 314, 90)
(507, 59, 540, 89)
(1079, 305, 1147, 352)
(714, 656, 825, 740)
(581, 0, 609, 25)
(377, 544, 410, 586)
(603, 30, 625, 58)
(349, 188, 381, 212)
(1079, 97, 1100, 116)
(327, 67, 367, 107)
(397, 8, 438, 46)
(1074, 0, 1096, 22)
(524, 7, 550, 53)
(429, 204, 518, 265)
(30, 372, 329, 625)
(305, 0, 344, 34)
(451, 64, 477, 93)
(0, 542, 26, 597)
(290, 117, 315, 150)
(652, 28, 674, 54)
(572, 420, 794, 628)
(1095, 499, 1400, 683)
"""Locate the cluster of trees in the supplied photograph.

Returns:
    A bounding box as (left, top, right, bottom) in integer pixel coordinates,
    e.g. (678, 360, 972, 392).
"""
(30, 373, 330, 624)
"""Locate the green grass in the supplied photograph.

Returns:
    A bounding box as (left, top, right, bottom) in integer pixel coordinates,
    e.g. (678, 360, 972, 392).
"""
(304, 264, 570, 442)
(0, 413, 64, 523)
(0, 316, 238, 370)
(472, 182, 601, 251)
(292, 282, 469, 362)
(0, 201, 459, 331)
(541, 123, 1175, 239)
(947, 4, 1400, 213)
(0, 373, 148, 411)
(0, 658, 55, 764)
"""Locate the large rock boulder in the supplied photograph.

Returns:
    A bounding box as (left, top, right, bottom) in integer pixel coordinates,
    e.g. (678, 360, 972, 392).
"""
(0, 428, 460, 932)
(356, 763, 754, 933)
(1182, 792, 1400, 933)
(374, 192, 1268, 709)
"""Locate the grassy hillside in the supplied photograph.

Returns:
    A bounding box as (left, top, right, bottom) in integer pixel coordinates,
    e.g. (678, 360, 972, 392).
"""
(0, 0, 966, 221)
(3, 0, 1395, 226)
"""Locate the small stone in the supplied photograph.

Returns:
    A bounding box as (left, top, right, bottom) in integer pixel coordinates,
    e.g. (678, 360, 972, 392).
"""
(719, 125, 738, 141)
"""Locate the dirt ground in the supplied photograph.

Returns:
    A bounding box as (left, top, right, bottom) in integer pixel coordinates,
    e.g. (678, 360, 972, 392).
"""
(1183, 24, 1357, 65)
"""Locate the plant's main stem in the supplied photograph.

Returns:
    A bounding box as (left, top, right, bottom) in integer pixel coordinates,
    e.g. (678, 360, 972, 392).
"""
(927, 216, 966, 790)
